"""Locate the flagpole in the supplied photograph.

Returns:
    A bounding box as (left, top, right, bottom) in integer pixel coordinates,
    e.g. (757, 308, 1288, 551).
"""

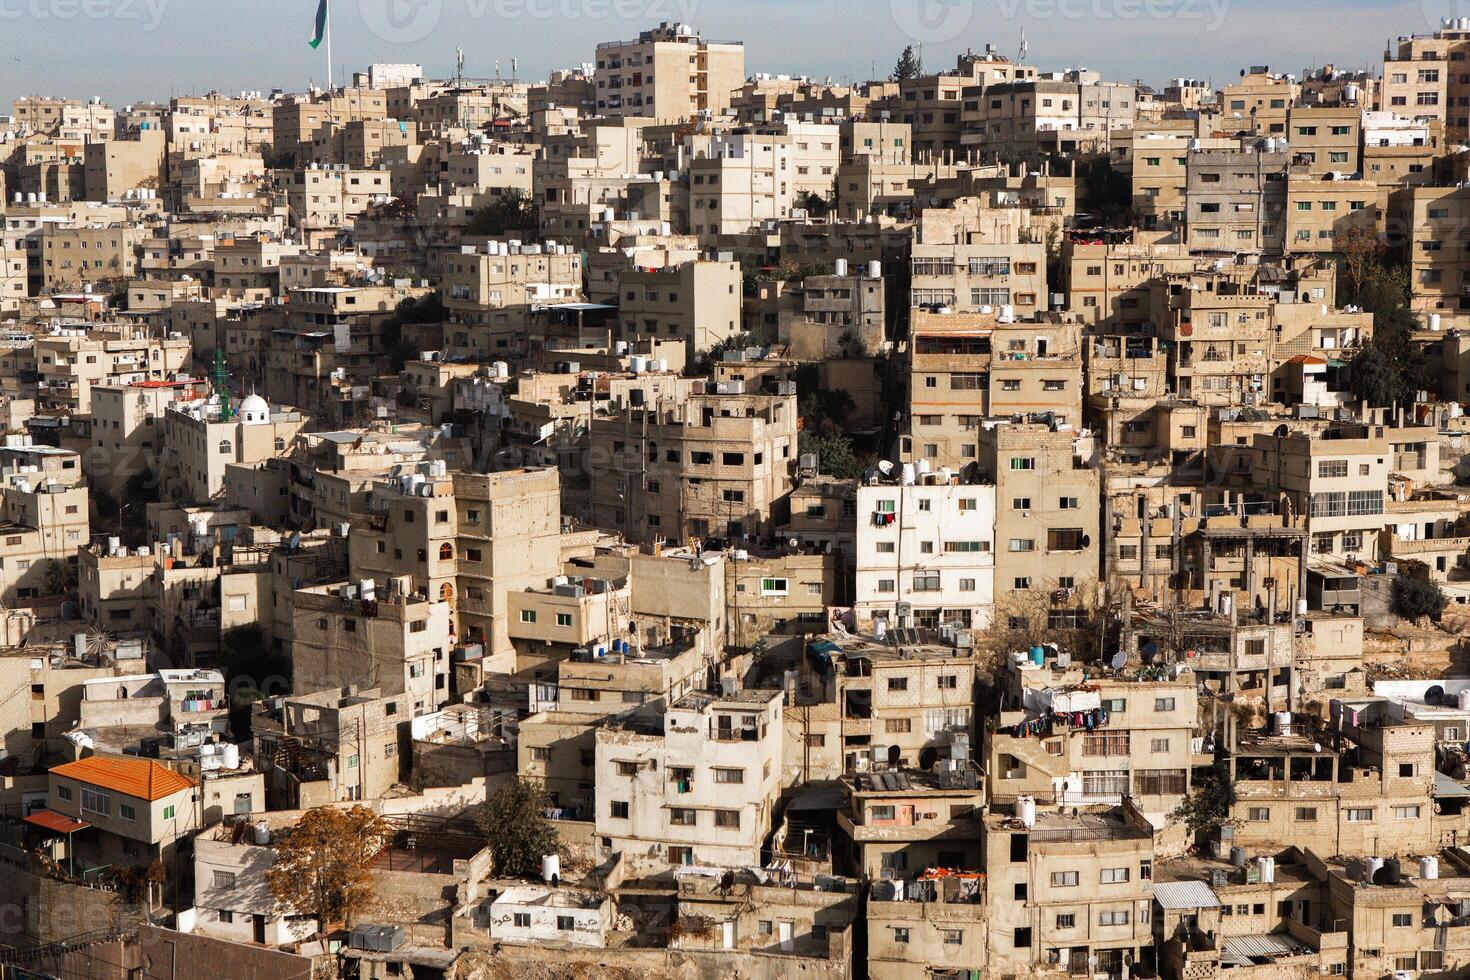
(325, 0, 333, 92)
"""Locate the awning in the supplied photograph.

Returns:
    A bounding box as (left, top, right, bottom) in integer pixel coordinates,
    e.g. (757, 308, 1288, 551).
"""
(1434, 771, 1470, 798)
(23, 810, 89, 834)
(1153, 879, 1222, 910)
(1221, 934, 1308, 966)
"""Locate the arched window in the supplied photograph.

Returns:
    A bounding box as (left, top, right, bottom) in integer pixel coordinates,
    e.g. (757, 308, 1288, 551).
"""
(439, 582, 454, 601)
(438, 542, 453, 561)
(218, 440, 232, 455)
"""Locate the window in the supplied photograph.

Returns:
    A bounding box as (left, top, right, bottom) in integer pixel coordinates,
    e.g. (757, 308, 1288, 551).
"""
(513, 912, 530, 928)
(941, 929, 963, 945)
(81, 789, 111, 815)
(1051, 871, 1079, 887)
(555, 613, 572, 627)
(557, 915, 575, 931)
(1295, 807, 1318, 821)
(57, 786, 72, 801)
(213, 871, 236, 889)
(610, 801, 629, 818)
(885, 718, 911, 733)
(669, 808, 696, 826)
(893, 927, 910, 944)
(1392, 913, 1413, 927)
(760, 578, 788, 596)
(887, 677, 909, 691)
(1346, 807, 1374, 822)
(1154, 697, 1176, 712)
(1394, 805, 1421, 819)
(1248, 807, 1270, 821)
(1150, 738, 1170, 753)
(1099, 910, 1130, 926)
(118, 803, 136, 821)
(163, 805, 176, 820)
(1010, 457, 1035, 470)
(1100, 867, 1129, 884)
(714, 768, 745, 784)
(1056, 913, 1076, 929)
(714, 810, 740, 828)
(520, 610, 536, 623)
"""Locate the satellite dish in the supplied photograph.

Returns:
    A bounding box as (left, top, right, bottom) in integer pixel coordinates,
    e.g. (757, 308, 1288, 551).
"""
(1426, 685, 1446, 705)
(877, 460, 894, 476)
(1109, 651, 1128, 670)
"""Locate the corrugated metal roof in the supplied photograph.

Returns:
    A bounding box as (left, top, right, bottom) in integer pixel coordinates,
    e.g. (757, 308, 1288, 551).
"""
(1153, 879, 1222, 909)
(1222, 934, 1308, 963)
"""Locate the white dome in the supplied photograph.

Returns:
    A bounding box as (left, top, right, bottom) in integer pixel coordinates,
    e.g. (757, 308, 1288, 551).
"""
(239, 393, 270, 425)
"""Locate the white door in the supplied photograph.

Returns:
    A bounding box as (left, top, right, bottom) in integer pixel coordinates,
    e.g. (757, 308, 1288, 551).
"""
(722, 921, 734, 949)
(778, 920, 793, 952)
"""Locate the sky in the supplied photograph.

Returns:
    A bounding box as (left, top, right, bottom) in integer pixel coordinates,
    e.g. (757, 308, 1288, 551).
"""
(0, 0, 1452, 106)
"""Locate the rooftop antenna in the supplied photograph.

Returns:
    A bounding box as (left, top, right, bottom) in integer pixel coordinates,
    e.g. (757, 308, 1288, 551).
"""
(455, 47, 465, 89)
(212, 348, 233, 419)
(1018, 29, 1028, 64)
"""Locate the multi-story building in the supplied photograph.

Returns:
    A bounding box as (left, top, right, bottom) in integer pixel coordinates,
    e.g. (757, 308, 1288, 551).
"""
(592, 23, 745, 122)
(593, 689, 783, 873)
(1185, 142, 1289, 254)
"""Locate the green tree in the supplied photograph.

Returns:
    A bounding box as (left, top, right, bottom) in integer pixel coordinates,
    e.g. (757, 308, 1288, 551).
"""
(798, 430, 863, 479)
(1392, 576, 1446, 621)
(464, 189, 537, 237)
(891, 45, 923, 81)
(1341, 239, 1428, 407)
(1170, 760, 1236, 839)
(267, 805, 391, 939)
(218, 624, 291, 738)
(476, 777, 562, 878)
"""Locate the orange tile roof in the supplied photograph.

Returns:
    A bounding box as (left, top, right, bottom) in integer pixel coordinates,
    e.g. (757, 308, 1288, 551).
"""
(24, 809, 89, 834)
(51, 756, 196, 801)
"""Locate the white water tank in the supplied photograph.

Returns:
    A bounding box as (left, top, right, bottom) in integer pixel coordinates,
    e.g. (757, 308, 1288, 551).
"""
(1457, 689, 1470, 712)
(834, 258, 848, 277)
(1257, 856, 1275, 883)
(1431, 313, 1443, 332)
(900, 463, 916, 486)
(221, 742, 240, 769)
(1275, 711, 1292, 736)
(1422, 856, 1440, 880)
(1365, 856, 1385, 882)
(867, 260, 882, 279)
(253, 821, 271, 845)
(359, 579, 376, 601)
(542, 853, 561, 883)
(1017, 795, 1036, 828)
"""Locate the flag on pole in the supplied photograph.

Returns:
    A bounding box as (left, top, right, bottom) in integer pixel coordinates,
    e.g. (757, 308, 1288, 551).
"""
(308, 0, 328, 49)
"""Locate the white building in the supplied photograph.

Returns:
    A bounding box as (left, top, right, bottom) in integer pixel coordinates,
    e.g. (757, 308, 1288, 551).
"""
(854, 476, 997, 632)
(487, 886, 611, 948)
(594, 690, 783, 873)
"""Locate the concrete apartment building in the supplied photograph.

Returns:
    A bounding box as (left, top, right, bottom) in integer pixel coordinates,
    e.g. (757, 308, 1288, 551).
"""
(853, 478, 996, 632)
(0, 455, 89, 605)
(87, 378, 210, 497)
(1220, 69, 1300, 135)
(984, 800, 1157, 977)
(587, 387, 798, 544)
(440, 243, 583, 358)
(1389, 184, 1470, 311)
(986, 653, 1199, 819)
(594, 689, 782, 872)
(1062, 231, 1190, 328)
(1285, 174, 1377, 255)
(31, 323, 190, 415)
(290, 580, 452, 717)
(592, 23, 745, 121)
(909, 241, 1048, 320)
(250, 687, 401, 806)
(39, 223, 146, 290)
(776, 265, 886, 359)
(1287, 104, 1363, 175)
(980, 420, 1100, 602)
(280, 165, 391, 232)
(615, 259, 742, 361)
(687, 134, 797, 238)
(161, 393, 307, 502)
(967, 73, 1137, 157)
(1381, 24, 1465, 138)
(1185, 142, 1290, 254)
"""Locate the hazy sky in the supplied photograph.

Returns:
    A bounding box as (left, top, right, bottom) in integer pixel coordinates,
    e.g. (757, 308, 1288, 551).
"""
(0, 0, 1448, 106)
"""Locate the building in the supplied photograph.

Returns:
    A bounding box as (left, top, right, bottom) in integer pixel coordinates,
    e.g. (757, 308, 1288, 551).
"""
(593, 23, 745, 122)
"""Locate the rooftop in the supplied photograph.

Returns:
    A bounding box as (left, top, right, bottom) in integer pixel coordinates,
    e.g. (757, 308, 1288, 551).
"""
(50, 755, 196, 800)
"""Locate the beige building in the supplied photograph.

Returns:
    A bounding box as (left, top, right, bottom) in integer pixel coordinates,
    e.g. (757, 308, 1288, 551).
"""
(161, 392, 306, 503)
(594, 689, 783, 873)
(593, 23, 745, 122)
(616, 259, 742, 360)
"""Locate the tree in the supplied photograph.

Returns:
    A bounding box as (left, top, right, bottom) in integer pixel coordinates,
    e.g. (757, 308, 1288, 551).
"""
(464, 189, 537, 237)
(266, 805, 390, 938)
(891, 45, 923, 81)
(1392, 576, 1446, 622)
(1171, 760, 1236, 839)
(1334, 226, 1384, 300)
(1348, 345, 1410, 409)
(219, 624, 291, 737)
(798, 430, 863, 479)
(476, 777, 561, 878)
